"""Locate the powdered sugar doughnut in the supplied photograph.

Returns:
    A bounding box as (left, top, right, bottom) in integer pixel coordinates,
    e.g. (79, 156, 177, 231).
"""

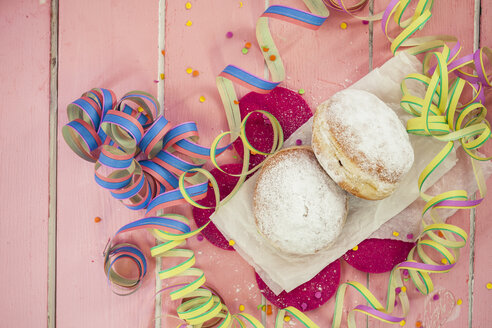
(343, 238, 415, 273)
(255, 259, 341, 312)
(253, 147, 348, 256)
(312, 89, 414, 200)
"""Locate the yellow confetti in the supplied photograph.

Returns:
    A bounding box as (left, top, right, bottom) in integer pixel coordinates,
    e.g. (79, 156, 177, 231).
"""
(186, 67, 193, 74)
(186, 20, 192, 27)
(239, 304, 245, 312)
(199, 96, 206, 103)
(399, 320, 406, 326)
(340, 22, 348, 29)
(401, 286, 407, 293)
(137, 107, 144, 112)
(487, 282, 492, 290)
(441, 258, 448, 264)
(456, 298, 462, 305)
(393, 231, 400, 237)
(352, 245, 358, 251)
(229, 239, 235, 246)
(160, 73, 165, 80)
(185, 2, 192, 9)
(239, 1, 243, 8)
(284, 315, 291, 322)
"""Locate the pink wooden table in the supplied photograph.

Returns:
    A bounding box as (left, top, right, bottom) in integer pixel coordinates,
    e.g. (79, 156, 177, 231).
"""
(1, 0, 491, 327)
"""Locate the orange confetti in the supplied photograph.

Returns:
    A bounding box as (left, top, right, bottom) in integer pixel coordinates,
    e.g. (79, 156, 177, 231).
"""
(245, 42, 252, 49)
(192, 70, 200, 77)
(269, 55, 276, 61)
(415, 320, 422, 327)
(438, 231, 444, 238)
(266, 305, 272, 315)
(233, 100, 239, 104)
(161, 50, 166, 56)
(94, 217, 102, 223)
(262, 47, 269, 52)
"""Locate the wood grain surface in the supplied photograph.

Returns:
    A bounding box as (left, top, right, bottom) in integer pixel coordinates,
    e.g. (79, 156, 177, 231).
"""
(0, 1, 51, 327)
(0, 0, 491, 327)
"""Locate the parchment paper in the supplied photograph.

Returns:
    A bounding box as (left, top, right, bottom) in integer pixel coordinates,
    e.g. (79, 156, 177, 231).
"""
(210, 53, 490, 294)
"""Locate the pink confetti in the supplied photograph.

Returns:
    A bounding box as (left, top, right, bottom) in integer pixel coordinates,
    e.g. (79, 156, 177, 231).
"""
(255, 260, 341, 312)
(226, 31, 233, 38)
(233, 87, 312, 168)
(343, 238, 415, 273)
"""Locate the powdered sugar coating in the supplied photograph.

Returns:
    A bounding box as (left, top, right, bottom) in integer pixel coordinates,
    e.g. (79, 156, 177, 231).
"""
(316, 89, 413, 183)
(254, 147, 347, 255)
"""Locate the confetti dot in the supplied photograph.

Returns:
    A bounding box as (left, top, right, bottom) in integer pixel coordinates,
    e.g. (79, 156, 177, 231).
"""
(269, 55, 276, 61)
(404, 277, 409, 282)
(395, 287, 401, 294)
(298, 88, 305, 95)
(284, 316, 291, 322)
(438, 231, 444, 238)
(186, 20, 192, 26)
(192, 70, 199, 77)
(433, 294, 440, 301)
(399, 320, 406, 326)
(395, 300, 398, 306)
(153, 80, 159, 83)
(261, 305, 266, 311)
(487, 283, 492, 289)
(245, 42, 252, 49)
(242, 47, 249, 54)
(185, 2, 192, 9)
(441, 258, 448, 264)
(239, 304, 245, 312)
(226, 31, 233, 38)
(160, 73, 165, 80)
(239, 1, 243, 7)
(137, 107, 144, 112)
(415, 321, 422, 327)
(161, 50, 166, 56)
(266, 305, 272, 315)
(401, 286, 406, 293)
(393, 231, 400, 237)
(229, 239, 235, 246)
(362, 20, 369, 25)
(340, 22, 348, 29)
(403, 269, 409, 276)
(262, 46, 269, 52)
(301, 302, 307, 310)
(186, 68, 193, 74)
(457, 298, 463, 305)
(352, 245, 358, 251)
(232, 155, 238, 159)
(197, 234, 204, 241)
(233, 100, 239, 104)
(199, 96, 206, 103)
(314, 292, 322, 299)
(407, 233, 414, 239)
(296, 139, 303, 146)
(94, 216, 101, 223)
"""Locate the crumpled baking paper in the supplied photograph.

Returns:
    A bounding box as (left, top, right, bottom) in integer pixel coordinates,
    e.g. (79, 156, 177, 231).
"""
(210, 52, 492, 294)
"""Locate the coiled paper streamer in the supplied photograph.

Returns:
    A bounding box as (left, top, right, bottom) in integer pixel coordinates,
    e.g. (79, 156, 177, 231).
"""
(63, 0, 492, 326)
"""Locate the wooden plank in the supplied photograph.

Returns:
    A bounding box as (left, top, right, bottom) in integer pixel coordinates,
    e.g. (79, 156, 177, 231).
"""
(472, 1, 492, 325)
(56, 0, 159, 326)
(370, 0, 478, 327)
(0, 1, 51, 326)
(160, 1, 268, 326)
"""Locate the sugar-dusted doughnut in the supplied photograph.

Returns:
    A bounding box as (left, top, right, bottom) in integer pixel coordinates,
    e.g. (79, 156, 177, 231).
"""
(253, 146, 348, 256)
(312, 89, 414, 200)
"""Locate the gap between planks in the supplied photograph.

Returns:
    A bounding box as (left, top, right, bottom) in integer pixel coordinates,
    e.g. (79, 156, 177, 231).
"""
(48, 0, 59, 327)
(468, 1, 481, 327)
(155, 1, 166, 327)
